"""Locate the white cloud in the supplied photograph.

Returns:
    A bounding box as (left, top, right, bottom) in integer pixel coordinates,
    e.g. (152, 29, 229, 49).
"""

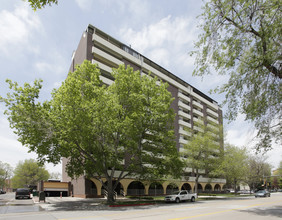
(225, 113, 255, 147)
(120, 15, 197, 50)
(0, 113, 37, 169)
(33, 50, 68, 91)
(148, 48, 170, 67)
(119, 15, 197, 72)
(0, 3, 41, 55)
(116, 0, 150, 19)
(74, 0, 94, 11)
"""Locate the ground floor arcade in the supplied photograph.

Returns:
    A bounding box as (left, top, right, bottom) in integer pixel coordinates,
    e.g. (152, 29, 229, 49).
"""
(84, 178, 225, 197)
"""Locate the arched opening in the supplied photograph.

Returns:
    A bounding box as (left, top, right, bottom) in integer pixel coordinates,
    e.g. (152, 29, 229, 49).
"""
(166, 183, 179, 195)
(90, 181, 97, 195)
(102, 180, 124, 196)
(222, 184, 229, 192)
(194, 183, 203, 193)
(204, 184, 212, 192)
(127, 181, 145, 196)
(181, 183, 192, 192)
(148, 182, 164, 196)
(214, 184, 221, 192)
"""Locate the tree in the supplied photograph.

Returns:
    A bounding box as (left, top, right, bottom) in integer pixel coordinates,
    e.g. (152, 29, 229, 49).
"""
(49, 172, 61, 180)
(182, 121, 223, 193)
(191, 0, 282, 151)
(12, 159, 49, 188)
(0, 161, 13, 189)
(216, 145, 248, 193)
(1, 61, 183, 203)
(275, 161, 282, 189)
(25, 0, 58, 10)
(277, 161, 282, 176)
(245, 154, 272, 191)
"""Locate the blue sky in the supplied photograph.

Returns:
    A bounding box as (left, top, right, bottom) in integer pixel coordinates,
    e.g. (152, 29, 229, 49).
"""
(0, 0, 281, 175)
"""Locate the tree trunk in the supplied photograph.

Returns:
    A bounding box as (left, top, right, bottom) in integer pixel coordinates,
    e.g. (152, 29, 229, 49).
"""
(194, 174, 200, 193)
(106, 179, 115, 204)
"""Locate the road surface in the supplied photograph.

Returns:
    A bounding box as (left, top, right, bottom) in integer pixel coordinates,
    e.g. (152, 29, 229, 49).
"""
(0, 192, 281, 219)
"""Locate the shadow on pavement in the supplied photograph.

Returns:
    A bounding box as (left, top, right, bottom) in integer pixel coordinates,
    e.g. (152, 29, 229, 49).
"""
(36, 195, 255, 212)
(239, 205, 282, 218)
(36, 197, 200, 212)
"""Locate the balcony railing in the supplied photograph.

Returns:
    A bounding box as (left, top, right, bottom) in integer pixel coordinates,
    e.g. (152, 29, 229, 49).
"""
(207, 116, 219, 124)
(207, 108, 218, 118)
(178, 100, 191, 111)
(178, 110, 191, 120)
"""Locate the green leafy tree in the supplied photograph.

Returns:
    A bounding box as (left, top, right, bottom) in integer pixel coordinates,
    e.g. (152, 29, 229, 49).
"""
(1, 61, 183, 203)
(245, 155, 272, 191)
(270, 176, 279, 190)
(278, 161, 282, 176)
(12, 159, 49, 188)
(49, 172, 61, 180)
(25, 0, 58, 10)
(276, 161, 282, 189)
(191, 0, 281, 151)
(182, 121, 223, 193)
(216, 145, 248, 193)
(0, 161, 13, 189)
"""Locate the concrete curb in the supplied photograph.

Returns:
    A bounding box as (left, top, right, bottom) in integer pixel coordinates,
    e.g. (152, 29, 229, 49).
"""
(109, 203, 156, 207)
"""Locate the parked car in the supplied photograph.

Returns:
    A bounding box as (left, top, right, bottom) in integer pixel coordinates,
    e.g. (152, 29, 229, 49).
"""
(0, 189, 6, 194)
(164, 190, 197, 203)
(15, 188, 31, 199)
(255, 190, 270, 198)
(238, 190, 252, 194)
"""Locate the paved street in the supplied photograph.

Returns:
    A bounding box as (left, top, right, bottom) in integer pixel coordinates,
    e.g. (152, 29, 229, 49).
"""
(0, 193, 42, 215)
(0, 192, 281, 220)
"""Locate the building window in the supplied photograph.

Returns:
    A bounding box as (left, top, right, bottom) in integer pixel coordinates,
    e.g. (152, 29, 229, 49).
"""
(122, 45, 140, 59)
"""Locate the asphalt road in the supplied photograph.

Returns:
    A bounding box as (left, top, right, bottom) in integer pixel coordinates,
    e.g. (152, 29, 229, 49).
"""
(0, 192, 42, 215)
(0, 192, 281, 220)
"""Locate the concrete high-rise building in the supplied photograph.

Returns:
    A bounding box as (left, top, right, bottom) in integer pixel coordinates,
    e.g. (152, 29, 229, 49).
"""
(62, 24, 225, 198)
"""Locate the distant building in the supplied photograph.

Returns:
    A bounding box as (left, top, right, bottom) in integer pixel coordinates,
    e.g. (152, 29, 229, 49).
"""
(62, 24, 226, 198)
(38, 180, 71, 197)
(2, 179, 13, 192)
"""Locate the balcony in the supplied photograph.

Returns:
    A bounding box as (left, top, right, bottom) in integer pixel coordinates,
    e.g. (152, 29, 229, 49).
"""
(178, 110, 191, 120)
(179, 128, 191, 136)
(92, 59, 112, 73)
(193, 109, 203, 117)
(207, 116, 219, 124)
(178, 92, 189, 101)
(92, 34, 143, 68)
(179, 138, 189, 145)
(207, 123, 218, 130)
(193, 126, 204, 133)
(99, 75, 114, 85)
(179, 119, 191, 128)
(178, 100, 191, 111)
(207, 108, 218, 118)
(192, 100, 203, 109)
(92, 46, 123, 66)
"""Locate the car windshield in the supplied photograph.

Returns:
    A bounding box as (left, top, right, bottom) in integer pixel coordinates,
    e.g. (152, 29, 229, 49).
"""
(172, 191, 180, 195)
(257, 190, 265, 193)
(17, 188, 29, 192)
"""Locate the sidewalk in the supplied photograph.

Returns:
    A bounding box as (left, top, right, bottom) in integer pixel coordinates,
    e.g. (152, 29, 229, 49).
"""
(32, 196, 116, 211)
(32, 195, 255, 211)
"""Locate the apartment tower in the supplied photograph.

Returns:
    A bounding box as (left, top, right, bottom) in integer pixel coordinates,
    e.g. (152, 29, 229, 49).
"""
(62, 24, 225, 198)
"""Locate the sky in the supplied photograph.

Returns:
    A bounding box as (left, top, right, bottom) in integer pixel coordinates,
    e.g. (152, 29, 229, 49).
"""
(0, 0, 281, 176)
